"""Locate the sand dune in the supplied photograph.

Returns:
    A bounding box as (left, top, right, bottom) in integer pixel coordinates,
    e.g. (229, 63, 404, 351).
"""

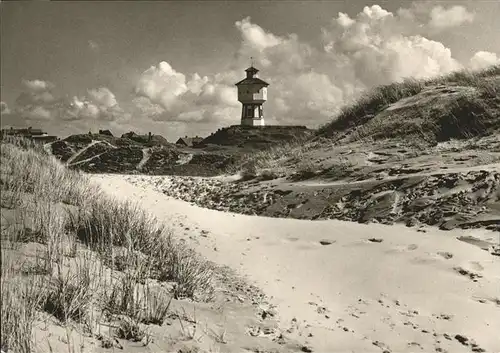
(94, 174, 500, 353)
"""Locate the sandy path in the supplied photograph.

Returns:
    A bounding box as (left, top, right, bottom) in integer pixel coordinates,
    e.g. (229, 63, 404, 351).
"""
(66, 140, 102, 165)
(93, 174, 500, 353)
(136, 148, 151, 171)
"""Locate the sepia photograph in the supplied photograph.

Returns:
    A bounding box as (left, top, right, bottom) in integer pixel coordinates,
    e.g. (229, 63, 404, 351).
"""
(1, 0, 499, 352)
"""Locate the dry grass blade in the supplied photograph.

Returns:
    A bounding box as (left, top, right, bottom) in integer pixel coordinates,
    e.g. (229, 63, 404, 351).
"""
(1, 254, 46, 352)
(140, 286, 173, 325)
(41, 257, 94, 324)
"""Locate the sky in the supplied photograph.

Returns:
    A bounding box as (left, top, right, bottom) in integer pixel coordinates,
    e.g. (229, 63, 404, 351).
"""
(1, 0, 499, 141)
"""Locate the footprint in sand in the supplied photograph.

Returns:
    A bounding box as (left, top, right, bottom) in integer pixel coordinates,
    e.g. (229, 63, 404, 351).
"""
(453, 267, 483, 281)
(308, 301, 330, 317)
(437, 251, 454, 259)
(319, 239, 336, 246)
(432, 313, 454, 321)
(407, 244, 418, 251)
(472, 296, 500, 307)
(385, 244, 419, 255)
(372, 340, 392, 352)
(410, 255, 439, 265)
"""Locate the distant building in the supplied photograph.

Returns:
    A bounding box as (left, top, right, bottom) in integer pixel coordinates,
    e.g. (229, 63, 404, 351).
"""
(31, 135, 59, 143)
(98, 129, 114, 136)
(2, 126, 44, 136)
(1, 126, 58, 143)
(235, 66, 269, 127)
(175, 136, 204, 147)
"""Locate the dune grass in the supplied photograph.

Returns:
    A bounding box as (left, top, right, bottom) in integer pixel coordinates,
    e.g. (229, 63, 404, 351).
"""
(317, 65, 500, 138)
(0, 136, 215, 351)
(1, 252, 47, 353)
(225, 136, 321, 180)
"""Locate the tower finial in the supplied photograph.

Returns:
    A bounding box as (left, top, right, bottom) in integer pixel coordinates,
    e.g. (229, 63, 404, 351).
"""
(250, 56, 254, 67)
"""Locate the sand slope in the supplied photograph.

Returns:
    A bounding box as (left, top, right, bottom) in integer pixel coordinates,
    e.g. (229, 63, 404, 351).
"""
(94, 174, 500, 353)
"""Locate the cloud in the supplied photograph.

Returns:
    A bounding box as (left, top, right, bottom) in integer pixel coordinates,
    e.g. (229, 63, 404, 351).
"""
(4, 79, 126, 134)
(88, 87, 119, 109)
(66, 88, 124, 121)
(16, 79, 56, 106)
(67, 96, 101, 120)
(322, 6, 462, 85)
(25, 106, 52, 120)
(428, 5, 474, 30)
(134, 5, 474, 129)
(0, 101, 10, 115)
(134, 61, 238, 123)
(469, 51, 500, 70)
(22, 79, 54, 92)
(235, 17, 282, 51)
(396, 4, 475, 32)
(135, 61, 188, 109)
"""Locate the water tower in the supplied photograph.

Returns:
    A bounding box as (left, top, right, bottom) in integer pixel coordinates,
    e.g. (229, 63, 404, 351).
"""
(235, 66, 269, 126)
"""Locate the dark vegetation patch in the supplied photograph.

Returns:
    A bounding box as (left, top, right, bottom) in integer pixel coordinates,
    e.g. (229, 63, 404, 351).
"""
(201, 125, 313, 150)
(69, 142, 114, 165)
(73, 147, 144, 173)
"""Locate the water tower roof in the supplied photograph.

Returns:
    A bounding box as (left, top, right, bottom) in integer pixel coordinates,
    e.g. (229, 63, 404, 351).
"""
(235, 77, 270, 86)
(236, 65, 269, 86)
(245, 66, 259, 73)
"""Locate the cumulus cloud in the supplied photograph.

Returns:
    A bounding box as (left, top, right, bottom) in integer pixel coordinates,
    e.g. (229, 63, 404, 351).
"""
(88, 87, 118, 108)
(322, 5, 461, 85)
(469, 51, 500, 70)
(22, 79, 54, 92)
(9, 79, 58, 121)
(235, 17, 282, 51)
(134, 61, 239, 123)
(66, 88, 124, 121)
(67, 96, 101, 120)
(428, 5, 474, 30)
(16, 79, 56, 106)
(0, 101, 10, 115)
(4, 78, 126, 134)
(135, 61, 189, 109)
(396, 3, 475, 33)
(25, 106, 52, 120)
(135, 5, 474, 128)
